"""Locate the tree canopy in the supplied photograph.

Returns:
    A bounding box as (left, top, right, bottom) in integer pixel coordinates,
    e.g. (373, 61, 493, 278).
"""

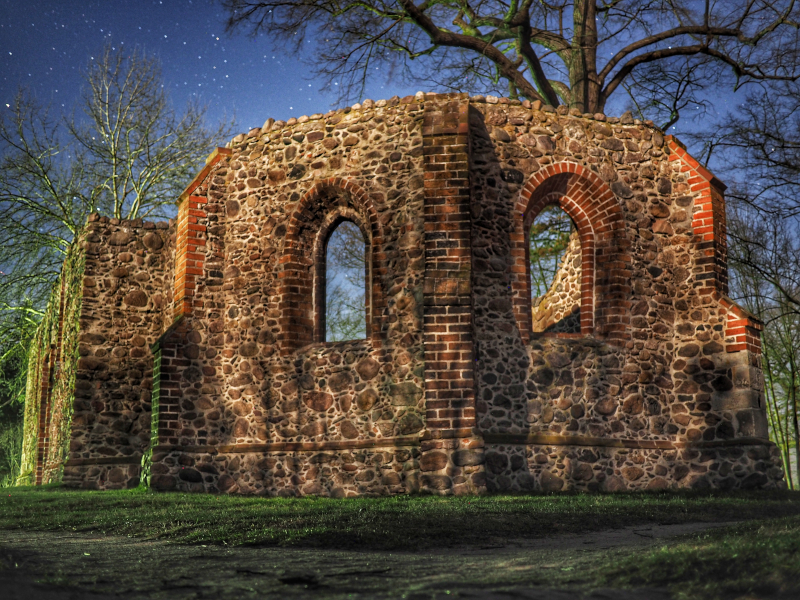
(222, 0, 800, 116)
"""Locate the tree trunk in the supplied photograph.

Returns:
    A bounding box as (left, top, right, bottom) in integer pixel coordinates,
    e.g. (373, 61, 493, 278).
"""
(570, 0, 599, 112)
(792, 382, 800, 488)
(765, 348, 794, 488)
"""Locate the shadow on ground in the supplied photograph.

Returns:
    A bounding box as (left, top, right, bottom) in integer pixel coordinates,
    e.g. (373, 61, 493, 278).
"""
(0, 524, 736, 599)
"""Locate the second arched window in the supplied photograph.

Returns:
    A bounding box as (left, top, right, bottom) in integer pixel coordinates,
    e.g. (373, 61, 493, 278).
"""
(529, 205, 582, 334)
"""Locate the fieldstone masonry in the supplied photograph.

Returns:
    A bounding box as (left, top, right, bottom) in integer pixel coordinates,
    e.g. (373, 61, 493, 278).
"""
(28, 92, 785, 495)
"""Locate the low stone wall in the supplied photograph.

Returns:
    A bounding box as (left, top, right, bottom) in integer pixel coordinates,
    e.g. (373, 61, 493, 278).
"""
(150, 445, 420, 497)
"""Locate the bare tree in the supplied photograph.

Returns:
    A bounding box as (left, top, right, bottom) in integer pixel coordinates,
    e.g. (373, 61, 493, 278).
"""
(0, 46, 233, 314)
(0, 46, 233, 478)
(728, 207, 800, 488)
(699, 83, 800, 217)
(692, 83, 800, 488)
(71, 47, 232, 220)
(222, 0, 800, 113)
(0, 95, 90, 313)
(696, 82, 800, 314)
(623, 56, 717, 130)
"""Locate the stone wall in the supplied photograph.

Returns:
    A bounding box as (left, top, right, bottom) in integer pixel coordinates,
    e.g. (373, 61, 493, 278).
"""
(24, 92, 785, 495)
(61, 216, 174, 489)
(147, 95, 436, 496)
(467, 98, 781, 492)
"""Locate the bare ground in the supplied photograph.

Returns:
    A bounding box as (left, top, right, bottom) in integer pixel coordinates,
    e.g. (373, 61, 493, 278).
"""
(0, 522, 739, 599)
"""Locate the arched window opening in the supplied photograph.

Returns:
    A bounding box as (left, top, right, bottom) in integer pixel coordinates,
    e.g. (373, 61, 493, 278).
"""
(529, 205, 581, 334)
(323, 220, 367, 342)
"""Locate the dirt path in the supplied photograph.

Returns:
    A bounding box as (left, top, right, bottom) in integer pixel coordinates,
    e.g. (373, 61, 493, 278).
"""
(0, 522, 729, 599)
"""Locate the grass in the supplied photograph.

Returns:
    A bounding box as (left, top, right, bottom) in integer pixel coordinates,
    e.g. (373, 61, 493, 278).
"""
(2, 486, 800, 598)
(2, 486, 800, 549)
(597, 515, 800, 599)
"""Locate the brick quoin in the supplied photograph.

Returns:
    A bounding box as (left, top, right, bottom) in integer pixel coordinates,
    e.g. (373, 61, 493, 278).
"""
(667, 137, 762, 355)
(421, 93, 476, 437)
(513, 162, 631, 343)
(149, 320, 191, 449)
(172, 147, 231, 320)
(666, 136, 729, 296)
(719, 295, 764, 355)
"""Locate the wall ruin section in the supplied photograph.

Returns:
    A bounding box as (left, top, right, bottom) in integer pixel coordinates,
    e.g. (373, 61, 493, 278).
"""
(23, 93, 785, 495)
(63, 218, 173, 489)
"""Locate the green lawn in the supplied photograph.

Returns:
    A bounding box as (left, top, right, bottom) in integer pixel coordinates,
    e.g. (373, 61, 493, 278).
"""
(2, 486, 799, 598)
(599, 515, 800, 599)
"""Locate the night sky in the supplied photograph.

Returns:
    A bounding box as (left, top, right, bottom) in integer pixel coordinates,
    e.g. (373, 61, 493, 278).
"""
(0, 0, 418, 136)
(0, 1, 740, 147)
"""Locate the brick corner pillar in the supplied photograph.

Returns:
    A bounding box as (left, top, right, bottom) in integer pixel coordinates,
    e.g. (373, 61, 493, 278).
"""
(667, 137, 771, 445)
(420, 93, 485, 495)
(144, 317, 188, 490)
(173, 147, 231, 320)
(666, 135, 729, 296)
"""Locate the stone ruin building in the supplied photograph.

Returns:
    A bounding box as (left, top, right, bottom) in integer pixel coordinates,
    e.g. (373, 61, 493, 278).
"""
(20, 92, 786, 495)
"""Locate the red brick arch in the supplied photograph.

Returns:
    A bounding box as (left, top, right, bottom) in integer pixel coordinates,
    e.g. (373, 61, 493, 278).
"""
(513, 162, 631, 343)
(278, 178, 385, 353)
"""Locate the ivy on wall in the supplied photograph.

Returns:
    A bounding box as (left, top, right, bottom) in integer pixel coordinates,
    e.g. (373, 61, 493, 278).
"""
(18, 238, 86, 485)
(138, 345, 161, 489)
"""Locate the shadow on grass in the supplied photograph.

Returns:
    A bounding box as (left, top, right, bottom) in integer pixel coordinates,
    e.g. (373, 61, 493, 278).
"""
(2, 486, 799, 551)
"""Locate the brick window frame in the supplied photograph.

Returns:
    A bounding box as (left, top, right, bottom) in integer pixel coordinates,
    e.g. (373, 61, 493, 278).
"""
(312, 208, 372, 343)
(278, 178, 384, 354)
(512, 163, 631, 343)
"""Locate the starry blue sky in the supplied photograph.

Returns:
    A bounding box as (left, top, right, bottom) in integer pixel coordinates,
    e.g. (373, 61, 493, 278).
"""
(0, 1, 742, 143)
(0, 0, 418, 135)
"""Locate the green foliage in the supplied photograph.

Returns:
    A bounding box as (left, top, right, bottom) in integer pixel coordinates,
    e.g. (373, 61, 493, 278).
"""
(0, 299, 37, 486)
(0, 408, 23, 487)
(18, 242, 86, 486)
